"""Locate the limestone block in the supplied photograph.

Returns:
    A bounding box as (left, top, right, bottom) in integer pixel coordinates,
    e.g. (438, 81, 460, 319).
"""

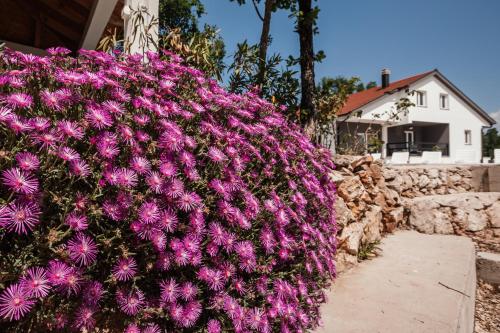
(486, 202, 500, 228)
(418, 174, 430, 188)
(338, 176, 364, 202)
(361, 205, 383, 244)
(434, 208, 454, 234)
(466, 209, 489, 232)
(340, 222, 364, 255)
(334, 197, 354, 229)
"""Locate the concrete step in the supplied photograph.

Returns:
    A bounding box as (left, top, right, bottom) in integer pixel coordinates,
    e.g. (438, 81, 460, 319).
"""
(477, 252, 500, 284)
(317, 231, 476, 333)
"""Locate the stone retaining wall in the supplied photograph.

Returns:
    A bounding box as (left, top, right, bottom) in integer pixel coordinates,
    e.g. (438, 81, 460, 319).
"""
(333, 155, 498, 273)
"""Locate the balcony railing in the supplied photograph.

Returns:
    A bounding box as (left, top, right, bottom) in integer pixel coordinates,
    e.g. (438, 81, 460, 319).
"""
(387, 142, 449, 156)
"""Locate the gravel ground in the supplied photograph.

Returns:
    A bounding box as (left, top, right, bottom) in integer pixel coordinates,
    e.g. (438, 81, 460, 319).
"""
(470, 228, 500, 333)
(475, 281, 500, 333)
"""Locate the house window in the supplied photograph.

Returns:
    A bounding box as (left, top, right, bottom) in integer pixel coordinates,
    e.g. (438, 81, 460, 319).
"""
(440, 94, 449, 109)
(464, 130, 472, 145)
(416, 91, 427, 107)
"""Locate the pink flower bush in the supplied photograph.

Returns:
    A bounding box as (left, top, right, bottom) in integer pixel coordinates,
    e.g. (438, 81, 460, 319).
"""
(0, 47, 336, 332)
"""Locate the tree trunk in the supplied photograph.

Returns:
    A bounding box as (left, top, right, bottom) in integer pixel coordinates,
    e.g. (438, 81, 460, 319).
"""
(257, 0, 275, 90)
(297, 0, 316, 127)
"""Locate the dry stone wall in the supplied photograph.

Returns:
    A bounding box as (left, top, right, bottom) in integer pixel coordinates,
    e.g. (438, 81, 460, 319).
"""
(333, 155, 498, 273)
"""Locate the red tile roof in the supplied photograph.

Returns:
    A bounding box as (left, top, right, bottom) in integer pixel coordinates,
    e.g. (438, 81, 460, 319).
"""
(337, 70, 435, 116)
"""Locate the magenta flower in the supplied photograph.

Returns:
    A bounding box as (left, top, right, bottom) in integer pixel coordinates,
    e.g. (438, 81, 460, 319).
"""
(117, 288, 144, 315)
(181, 300, 202, 327)
(40, 90, 63, 111)
(74, 306, 95, 330)
(160, 278, 179, 303)
(179, 281, 198, 301)
(15, 152, 40, 172)
(70, 159, 91, 177)
(157, 209, 178, 233)
(58, 267, 82, 296)
(208, 222, 226, 246)
(58, 146, 80, 161)
(20, 267, 51, 298)
(124, 323, 141, 333)
(102, 100, 124, 115)
(6, 93, 33, 109)
(208, 147, 228, 164)
(47, 46, 71, 55)
(65, 212, 88, 231)
(83, 281, 104, 305)
(112, 257, 137, 281)
(0, 107, 13, 123)
(130, 156, 151, 174)
(57, 120, 84, 139)
(156, 252, 172, 271)
(0, 201, 40, 234)
(143, 323, 162, 333)
(164, 178, 184, 198)
(66, 233, 98, 266)
(159, 161, 177, 177)
(138, 201, 160, 224)
(86, 105, 113, 129)
(207, 319, 221, 333)
(117, 168, 138, 188)
(47, 260, 72, 286)
(0, 283, 34, 321)
(177, 192, 201, 212)
(2, 167, 39, 194)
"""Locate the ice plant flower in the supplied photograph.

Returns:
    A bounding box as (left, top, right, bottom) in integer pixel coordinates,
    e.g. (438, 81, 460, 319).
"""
(0, 48, 336, 332)
(0, 201, 40, 234)
(65, 212, 89, 231)
(15, 152, 40, 172)
(112, 257, 137, 281)
(6, 93, 33, 109)
(0, 284, 34, 321)
(20, 267, 51, 298)
(66, 233, 98, 266)
(2, 167, 39, 194)
(117, 288, 144, 315)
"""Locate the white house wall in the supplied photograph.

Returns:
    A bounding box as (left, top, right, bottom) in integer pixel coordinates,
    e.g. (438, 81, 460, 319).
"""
(408, 76, 490, 162)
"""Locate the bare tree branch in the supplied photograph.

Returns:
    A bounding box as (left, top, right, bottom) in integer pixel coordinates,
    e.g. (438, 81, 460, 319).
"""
(252, 0, 265, 21)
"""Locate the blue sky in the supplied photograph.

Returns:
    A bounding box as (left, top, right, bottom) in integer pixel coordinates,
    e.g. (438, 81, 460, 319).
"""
(200, 0, 500, 125)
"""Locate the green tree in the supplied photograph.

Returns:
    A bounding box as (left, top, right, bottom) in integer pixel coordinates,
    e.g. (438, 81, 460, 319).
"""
(158, 1, 226, 80)
(158, 0, 205, 35)
(228, 41, 300, 108)
(317, 76, 378, 95)
(483, 127, 500, 158)
(230, 0, 296, 93)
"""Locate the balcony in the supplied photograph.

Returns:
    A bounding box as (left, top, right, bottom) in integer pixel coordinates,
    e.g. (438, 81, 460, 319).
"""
(386, 141, 449, 156)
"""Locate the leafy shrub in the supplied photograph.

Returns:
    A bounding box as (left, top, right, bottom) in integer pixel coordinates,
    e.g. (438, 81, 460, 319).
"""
(0, 47, 336, 332)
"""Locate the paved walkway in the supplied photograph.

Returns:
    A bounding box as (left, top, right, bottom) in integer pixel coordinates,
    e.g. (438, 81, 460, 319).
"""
(317, 231, 476, 333)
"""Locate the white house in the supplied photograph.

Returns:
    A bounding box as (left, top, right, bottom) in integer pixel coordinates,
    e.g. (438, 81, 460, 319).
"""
(336, 69, 496, 163)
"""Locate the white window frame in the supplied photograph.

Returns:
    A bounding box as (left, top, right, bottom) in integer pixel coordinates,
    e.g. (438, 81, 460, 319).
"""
(439, 93, 449, 110)
(416, 91, 427, 107)
(404, 130, 415, 144)
(464, 130, 472, 145)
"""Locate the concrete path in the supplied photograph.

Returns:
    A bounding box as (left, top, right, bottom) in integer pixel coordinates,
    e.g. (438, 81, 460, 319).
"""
(317, 231, 476, 333)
